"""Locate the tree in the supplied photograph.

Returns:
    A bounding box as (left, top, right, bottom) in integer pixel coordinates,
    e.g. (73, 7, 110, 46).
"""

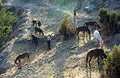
(58, 15, 75, 40)
(97, 8, 120, 35)
(0, 4, 16, 47)
(104, 45, 120, 78)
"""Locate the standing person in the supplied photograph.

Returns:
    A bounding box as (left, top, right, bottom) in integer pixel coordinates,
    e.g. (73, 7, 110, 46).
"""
(74, 9, 77, 27)
(37, 21, 41, 27)
(32, 18, 37, 26)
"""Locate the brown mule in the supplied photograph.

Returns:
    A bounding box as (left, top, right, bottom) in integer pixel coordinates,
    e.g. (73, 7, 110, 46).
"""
(86, 49, 107, 68)
(86, 49, 107, 78)
(15, 53, 30, 69)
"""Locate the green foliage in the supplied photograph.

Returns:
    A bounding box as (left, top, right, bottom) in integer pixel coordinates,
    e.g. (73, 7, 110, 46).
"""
(0, 2, 3, 6)
(58, 15, 76, 40)
(0, 2, 3, 10)
(97, 8, 120, 35)
(98, 8, 108, 26)
(104, 45, 120, 78)
(0, 7, 16, 46)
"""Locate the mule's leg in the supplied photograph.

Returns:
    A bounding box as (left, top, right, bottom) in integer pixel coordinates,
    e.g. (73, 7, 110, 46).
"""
(89, 59, 92, 78)
(83, 31, 85, 40)
(86, 61, 89, 78)
(27, 57, 30, 65)
(89, 57, 92, 78)
(98, 57, 100, 66)
(94, 38, 98, 45)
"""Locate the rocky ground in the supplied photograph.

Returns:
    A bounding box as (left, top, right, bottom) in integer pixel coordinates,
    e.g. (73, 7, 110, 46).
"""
(0, 0, 120, 78)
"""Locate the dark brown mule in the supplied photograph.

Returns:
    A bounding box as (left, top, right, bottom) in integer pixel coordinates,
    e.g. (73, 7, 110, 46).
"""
(86, 49, 107, 68)
(86, 49, 107, 78)
(76, 26, 91, 40)
(84, 21, 100, 30)
(15, 53, 30, 69)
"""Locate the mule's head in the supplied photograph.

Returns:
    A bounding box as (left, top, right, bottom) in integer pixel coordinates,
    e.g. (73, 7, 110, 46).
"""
(16, 62, 22, 69)
(96, 24, 101, 29)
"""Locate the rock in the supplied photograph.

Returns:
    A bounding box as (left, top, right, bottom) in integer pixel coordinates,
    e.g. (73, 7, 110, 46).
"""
(84, 6, 91, 13)
(0, 66, 7, 75)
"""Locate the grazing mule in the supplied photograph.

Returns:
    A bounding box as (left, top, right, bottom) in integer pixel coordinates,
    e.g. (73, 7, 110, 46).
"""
(84, 21, 100, 33)
(86, 49, 107, 78)
(93, 30, 103, 48)
(86, 49, 107, 68)
(35, 27, 44, 36)
(76, 26, 91, 40)
(84, 21, 100, 29)
(15, 53, 30, 69)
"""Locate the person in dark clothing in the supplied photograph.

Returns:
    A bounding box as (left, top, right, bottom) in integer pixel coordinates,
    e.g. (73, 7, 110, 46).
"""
(37, 21, 41, 27)
(32, 19, 37, 26)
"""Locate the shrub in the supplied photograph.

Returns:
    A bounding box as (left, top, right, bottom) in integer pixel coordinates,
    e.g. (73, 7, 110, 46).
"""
(58, 15, 76, 40)
(0, 5, 16, 47)
(104, 45, 120, 78)
(97, 8, 120, 35)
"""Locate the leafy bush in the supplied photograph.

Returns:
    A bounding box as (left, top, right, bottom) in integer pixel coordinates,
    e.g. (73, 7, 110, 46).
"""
(97, 8, 120, 35)
(58, 15, 76, 40)
(104, 45, 120, 78)
(0, 4, 16, 47)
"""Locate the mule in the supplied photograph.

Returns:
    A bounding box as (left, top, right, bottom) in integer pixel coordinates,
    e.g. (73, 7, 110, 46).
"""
(84, 21, 100, 32)
(76, 26, 91, 40)
(93, 30, 103, 48)
(86, 49, 107, 68)
(35, 27, 44, 36)
(86, 49, 107, 78)
(15, 53, 30, 69)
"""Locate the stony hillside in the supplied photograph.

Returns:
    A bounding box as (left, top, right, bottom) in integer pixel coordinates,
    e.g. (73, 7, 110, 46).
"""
(0, 0, 120, 78)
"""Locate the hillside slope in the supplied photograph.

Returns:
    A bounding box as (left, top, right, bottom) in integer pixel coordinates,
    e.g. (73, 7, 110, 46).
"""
(0, 0, 119, 78)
